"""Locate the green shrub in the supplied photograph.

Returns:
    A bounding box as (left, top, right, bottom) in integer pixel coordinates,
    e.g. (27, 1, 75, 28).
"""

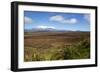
(63, 39, 90, 59)
(24, 39, 90, 61)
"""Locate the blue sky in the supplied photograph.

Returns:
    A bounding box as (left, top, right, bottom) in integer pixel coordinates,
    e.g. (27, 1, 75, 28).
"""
(24, 11, 90, 31)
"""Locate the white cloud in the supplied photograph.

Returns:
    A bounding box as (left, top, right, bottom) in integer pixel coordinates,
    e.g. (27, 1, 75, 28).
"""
(61, 18, 77, 24)
(50, 15, 64, 21)
(50, 15, 77, 24)
(24, 16, 33, 24)
(84, 14, 90, 22)
(37, 25, 55, 29)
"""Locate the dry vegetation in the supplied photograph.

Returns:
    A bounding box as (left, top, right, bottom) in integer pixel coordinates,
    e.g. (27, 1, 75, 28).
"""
(24, 31, 90, 62)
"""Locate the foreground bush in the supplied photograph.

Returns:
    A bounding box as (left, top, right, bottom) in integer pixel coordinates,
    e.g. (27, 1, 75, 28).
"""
(64, 39, 90, 59)
(24, 39, 90, 61)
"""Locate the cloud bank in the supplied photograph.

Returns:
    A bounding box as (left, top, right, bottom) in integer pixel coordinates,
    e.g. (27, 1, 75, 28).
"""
(84, 14, 90, 22)
(24, 16, 33, 24)
(37, 25, 55, 29)
(50, 15, 77, 24)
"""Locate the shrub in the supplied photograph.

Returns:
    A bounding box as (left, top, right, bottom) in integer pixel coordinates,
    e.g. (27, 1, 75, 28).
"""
(24, 39, 90, 61)
(63, 39, 90, 59)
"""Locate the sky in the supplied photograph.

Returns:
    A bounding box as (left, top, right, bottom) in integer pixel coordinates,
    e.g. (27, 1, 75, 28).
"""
(24, 11, 90, 31)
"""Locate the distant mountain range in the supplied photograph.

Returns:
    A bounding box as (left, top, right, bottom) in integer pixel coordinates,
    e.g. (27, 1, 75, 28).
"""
(24, 28, 90, 32)
(24, 28, 69, 32)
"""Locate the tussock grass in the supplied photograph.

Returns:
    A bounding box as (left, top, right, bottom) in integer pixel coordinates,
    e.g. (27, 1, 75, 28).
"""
(24, 39, 90, 62)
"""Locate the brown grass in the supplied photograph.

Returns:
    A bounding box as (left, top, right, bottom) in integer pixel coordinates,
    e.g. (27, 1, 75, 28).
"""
(24, 31, 90, 61)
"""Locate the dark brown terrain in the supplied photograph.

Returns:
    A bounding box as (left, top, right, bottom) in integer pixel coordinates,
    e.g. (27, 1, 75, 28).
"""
(24, 31, 90, 62)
